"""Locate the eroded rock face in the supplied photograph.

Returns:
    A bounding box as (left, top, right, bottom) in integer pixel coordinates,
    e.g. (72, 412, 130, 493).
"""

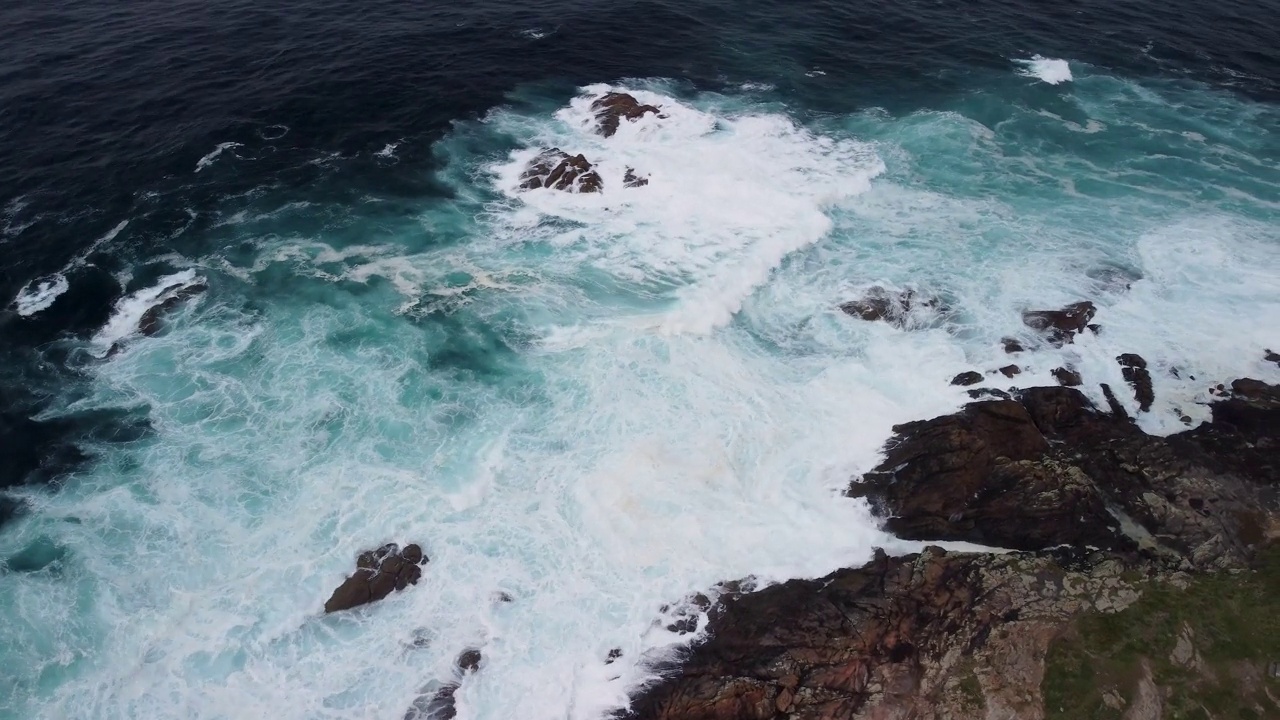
(628, 548, 1145, 720)
(1022, 301, 1096, 346)
(592, 92, 661, 137)
(518, 148, 603, 193)
(324, 542, 427, 613)
(840, 287, 944, 329)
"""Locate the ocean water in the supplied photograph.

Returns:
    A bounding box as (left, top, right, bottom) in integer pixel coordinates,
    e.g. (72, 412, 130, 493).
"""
(1, 1, 1277, 718)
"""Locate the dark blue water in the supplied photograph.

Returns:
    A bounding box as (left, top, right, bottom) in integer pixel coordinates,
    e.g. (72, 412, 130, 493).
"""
(0, 1, 1277, 717)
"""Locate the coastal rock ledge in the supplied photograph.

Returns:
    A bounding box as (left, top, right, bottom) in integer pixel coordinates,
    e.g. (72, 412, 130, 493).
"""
(626, 380, 1280, 720)
(324, 542, 427, 613)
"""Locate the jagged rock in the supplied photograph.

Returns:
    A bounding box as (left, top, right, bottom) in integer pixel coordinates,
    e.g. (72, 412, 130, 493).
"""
(951, 371, 982, 386)
(630, 380, 1280, 720)
(623, 167, 649, 187)
(1266, 349, 1280, 366)
(1117, 353, 1154, 412)
(1002, 337, 1025, 353)
(1101, 383, 1130, 420)
(1022, 301, 1096, 346)
(518, 148, 603, 193)
(1000, 364, 1021, 378)
(840, 287, 943, 329)
(1052, 367, 1082, 387)
(591, 92, 661, 137)
(627, 548, 1145, 720)
(324, 543, 427, 613)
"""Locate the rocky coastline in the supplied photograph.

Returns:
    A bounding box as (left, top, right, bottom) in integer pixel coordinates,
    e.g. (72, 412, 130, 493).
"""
(625, 360, 1279, 719)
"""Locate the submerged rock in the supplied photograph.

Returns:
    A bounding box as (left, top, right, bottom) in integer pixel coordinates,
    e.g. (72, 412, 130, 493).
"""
(999, 364, 1021, 378)
(591, 92, 661, 137)
(138, 280, 208, 336)
(840, 287, 944, 329)
(623, 167, 649, 187)
(1001, 337, 1025, 353)
(518, 148, 603, 193)
(951, 371, 983, 387)
(1022, 300, 1096, 346)
(1052, 366, 1082, 387)
(324, 542, 427, 613)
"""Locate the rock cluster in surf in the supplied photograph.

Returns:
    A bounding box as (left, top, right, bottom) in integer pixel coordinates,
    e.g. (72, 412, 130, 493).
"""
(516, 92, 659, 195)
(323, 542, 428, 613)
(626, 362, 1280, 719)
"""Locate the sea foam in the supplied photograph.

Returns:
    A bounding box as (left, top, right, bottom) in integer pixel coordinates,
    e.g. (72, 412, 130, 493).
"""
(1016, 56, 1073, 84)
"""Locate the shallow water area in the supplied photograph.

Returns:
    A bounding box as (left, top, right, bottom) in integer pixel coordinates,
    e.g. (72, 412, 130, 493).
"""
(0, 3, 1278, 718)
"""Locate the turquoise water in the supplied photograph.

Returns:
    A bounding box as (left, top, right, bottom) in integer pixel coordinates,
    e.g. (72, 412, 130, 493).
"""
(2, 62, 1278, 719)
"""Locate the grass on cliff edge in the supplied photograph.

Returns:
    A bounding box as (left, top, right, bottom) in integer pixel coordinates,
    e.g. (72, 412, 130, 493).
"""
(1044, 546, 1280, 720)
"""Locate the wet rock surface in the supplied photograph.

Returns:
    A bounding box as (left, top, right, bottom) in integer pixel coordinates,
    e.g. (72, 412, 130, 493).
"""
(950, 371, 982, 387)
(628, 380, 1280, 720)
(592, 92, 662, 137)
(138, 280, 208, 336)
(1022, 300, 1096, 346)
(518, 148, 603, 193)
(1117, 353, 1154, 412)
(324, 542, 427, 613)
(840, 287, 943, 329)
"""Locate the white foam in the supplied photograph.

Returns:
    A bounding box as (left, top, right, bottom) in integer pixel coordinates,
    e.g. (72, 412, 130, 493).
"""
(90, 270, 205, 355)
(1016, 56, 1073, 85)
(376, 142, 399, 158)
(9, 219, 131, 316)
(195, 142, 243, 172)
(489, 84, 883, 335)
(12, 274, 70, 316)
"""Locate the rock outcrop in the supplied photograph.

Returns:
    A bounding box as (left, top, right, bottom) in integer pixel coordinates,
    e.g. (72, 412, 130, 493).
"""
(627, 380, 1280, 720)
(592, 92, 662, 137)
(1022, 301, 1096, 346)
(518, 148, 603, 193)
(324, 542, 427, 613)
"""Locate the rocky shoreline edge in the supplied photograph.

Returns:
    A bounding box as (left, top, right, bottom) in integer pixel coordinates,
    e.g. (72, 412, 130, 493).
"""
(624, 368, 1279, 720)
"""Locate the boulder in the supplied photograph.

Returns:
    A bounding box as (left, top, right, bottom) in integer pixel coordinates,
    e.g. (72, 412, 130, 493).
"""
(591, 92, 661, 137)
(518, 148, 603, 193)
(1265, 349, 1279, 367)
(1022, 301, 1096, 346)
(999, 364, 1021, 378)
(324, 543, 427, 613)
(951, 371, 983, 387)
(1117, 353, 1154, 412)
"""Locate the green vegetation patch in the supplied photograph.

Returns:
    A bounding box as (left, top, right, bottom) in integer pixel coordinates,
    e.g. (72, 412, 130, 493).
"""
(1044, 547, 1280, 720)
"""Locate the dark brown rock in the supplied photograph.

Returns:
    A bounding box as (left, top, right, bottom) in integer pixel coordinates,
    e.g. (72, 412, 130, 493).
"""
(1001, 337, 1025, 353)
(840, 287, 943, 329)
(1117, 353, 1154, 412)
(1022, 301, 1096, 346)
(951, 371, 982, 387)
(1266, 349, 1280, 366)
(518, 148, 603, 193)
(324, 543, 428, 613)
(623, 167, 649, 187)
(1052, 367, 1082, 387)
(592, 92, 662, 137)
(999, 364, 1021, 378)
